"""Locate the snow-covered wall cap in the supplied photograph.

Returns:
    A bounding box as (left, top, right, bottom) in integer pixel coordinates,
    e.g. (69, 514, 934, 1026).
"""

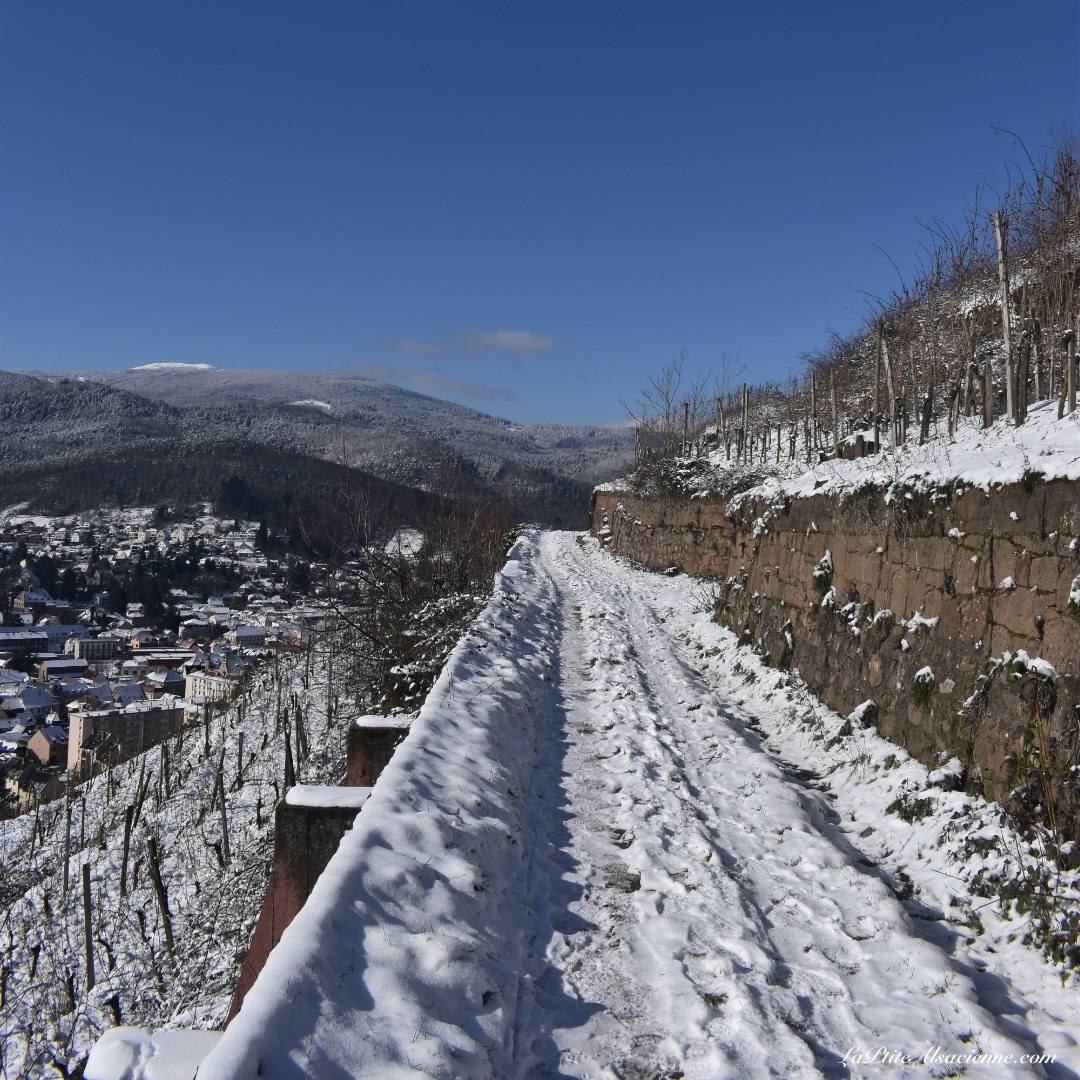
(283, 785, 373, 809)
(84, 1026, 222, 1080)
(351, 714, 412, 729)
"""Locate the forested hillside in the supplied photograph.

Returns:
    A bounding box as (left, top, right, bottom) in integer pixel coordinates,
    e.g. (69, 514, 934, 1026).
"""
(0, 367, 632, 527)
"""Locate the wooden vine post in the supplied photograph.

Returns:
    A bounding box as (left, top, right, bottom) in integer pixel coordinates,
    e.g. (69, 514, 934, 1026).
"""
(873, 321, 882, 453)
(119, 804, 134, 899)
(1067, 323, 1077, 415)
(62, 784, 71, 896)
(830, 372, 839, 458)
(993, 209, 1016, 424)
(217, 762, 231, 866)
(881, 336, 898, 446)
(147, 837, 175, 958)
(82, 862, 95, 991)
(283, 722, 296, 789)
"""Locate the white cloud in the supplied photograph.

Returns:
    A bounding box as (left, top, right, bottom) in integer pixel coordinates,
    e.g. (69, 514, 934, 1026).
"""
(379, 327, 558, 358)
(462, 329, 556, 353)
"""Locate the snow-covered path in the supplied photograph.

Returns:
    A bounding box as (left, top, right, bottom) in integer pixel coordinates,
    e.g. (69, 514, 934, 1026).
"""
(512, 534, 1058, 1079)
(190, 531, 1077, 1080)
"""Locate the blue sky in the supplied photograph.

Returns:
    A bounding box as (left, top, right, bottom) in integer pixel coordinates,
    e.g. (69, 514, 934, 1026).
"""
(1, 2, 1076, 424)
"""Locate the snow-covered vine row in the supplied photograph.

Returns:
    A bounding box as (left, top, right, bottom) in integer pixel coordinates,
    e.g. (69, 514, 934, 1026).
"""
(0, 639, 350, 1079)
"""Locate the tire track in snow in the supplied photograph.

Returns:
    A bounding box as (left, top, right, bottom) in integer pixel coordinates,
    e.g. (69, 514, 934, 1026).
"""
(514, 532, 1044, 1079)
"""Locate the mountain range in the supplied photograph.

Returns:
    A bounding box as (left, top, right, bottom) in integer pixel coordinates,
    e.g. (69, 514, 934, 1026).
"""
(0, 365, 632, 527)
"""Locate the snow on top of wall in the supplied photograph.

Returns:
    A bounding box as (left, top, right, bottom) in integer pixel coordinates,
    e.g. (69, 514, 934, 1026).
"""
(283, 784, 373, 809)
(85, 1027, 222, 1080)
(352, 713, 412, 729)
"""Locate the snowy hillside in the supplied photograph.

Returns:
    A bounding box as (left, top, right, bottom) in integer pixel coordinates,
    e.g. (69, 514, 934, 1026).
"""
(608, 397, 1080, 515)
(99, 532, 1079, 1080)
(615, 137, 1078, 521)
(0, 637, 372, 1079)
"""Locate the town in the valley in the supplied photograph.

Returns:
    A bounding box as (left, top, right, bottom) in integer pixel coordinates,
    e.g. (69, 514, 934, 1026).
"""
(0, 505, 334, 816)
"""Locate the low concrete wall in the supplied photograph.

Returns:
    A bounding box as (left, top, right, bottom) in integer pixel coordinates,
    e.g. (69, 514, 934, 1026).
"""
(592, 477, 1080, 838)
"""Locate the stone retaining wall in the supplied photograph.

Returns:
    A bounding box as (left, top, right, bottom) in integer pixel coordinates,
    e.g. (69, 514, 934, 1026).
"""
(591, 478, 1080, 838)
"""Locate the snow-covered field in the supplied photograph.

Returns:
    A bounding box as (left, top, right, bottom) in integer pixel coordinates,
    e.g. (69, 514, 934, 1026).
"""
(145, 531, 1080, 1080)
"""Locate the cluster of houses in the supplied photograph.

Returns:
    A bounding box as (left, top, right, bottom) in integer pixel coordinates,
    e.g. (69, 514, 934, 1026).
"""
(0, 506, 271, 577)
(0, 508, 332, 816)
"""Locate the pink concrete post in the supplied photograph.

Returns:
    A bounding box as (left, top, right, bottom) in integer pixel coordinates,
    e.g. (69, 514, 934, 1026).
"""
(344, 715, 410, 787)
(228, 785, 371, 1019)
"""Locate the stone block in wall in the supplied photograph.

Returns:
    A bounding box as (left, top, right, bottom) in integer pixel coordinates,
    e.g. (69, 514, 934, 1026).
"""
(956, 592, 991, 642)
(1030, 554, 1063, 597)
(885, 566, 917, 621)
(837, 551, 875, 597)
(950, 545, 980, 594)
(1042, 617, 1080, 675)
(994, 543, 1032, 590)
(990, 587, 1042, 645)
(933, 597, 962, 640)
